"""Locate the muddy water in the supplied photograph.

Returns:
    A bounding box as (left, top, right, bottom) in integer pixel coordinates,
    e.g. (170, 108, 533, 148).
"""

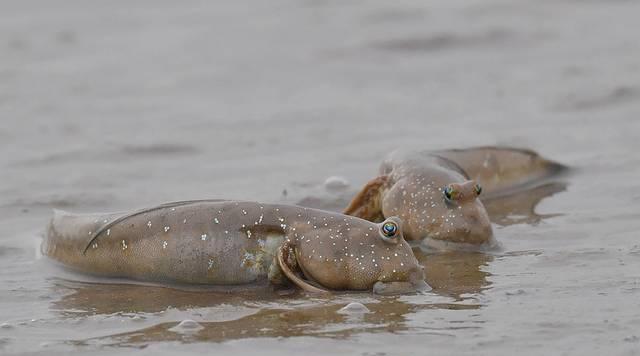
(1, 1, 640, 355)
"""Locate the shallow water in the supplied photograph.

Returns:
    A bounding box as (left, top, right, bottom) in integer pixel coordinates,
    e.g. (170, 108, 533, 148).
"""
(1, 0, 640, 355)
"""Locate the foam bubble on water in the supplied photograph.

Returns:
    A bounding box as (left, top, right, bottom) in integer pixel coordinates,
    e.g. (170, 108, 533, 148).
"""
(168, 319, 204, 334)
(337, 302, 371, 315)
(324, 176, 349, 191)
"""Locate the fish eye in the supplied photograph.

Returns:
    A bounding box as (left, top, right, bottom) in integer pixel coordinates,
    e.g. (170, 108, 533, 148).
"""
(443, 185, 456, 201)
(474, 183, 482, 196)
(381, 221, 398, 238)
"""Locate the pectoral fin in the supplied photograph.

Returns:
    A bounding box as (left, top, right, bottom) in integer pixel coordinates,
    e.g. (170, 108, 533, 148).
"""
(276, 244, 330, 294)
(343, 176, 389, 222)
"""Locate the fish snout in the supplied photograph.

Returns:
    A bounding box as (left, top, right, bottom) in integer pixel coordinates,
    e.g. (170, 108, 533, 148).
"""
(454, 209, 493, 244)
(449, 215, 493, 245)
(423, 206, 493, 246)
(465, 202, 494, 244)
(409, 265, 431, 292)
(469, 220, 494, 245)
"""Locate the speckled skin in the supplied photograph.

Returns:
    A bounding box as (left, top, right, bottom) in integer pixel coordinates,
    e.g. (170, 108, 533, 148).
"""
(345, 148, 565, 250)
(43, 200, 426, 294)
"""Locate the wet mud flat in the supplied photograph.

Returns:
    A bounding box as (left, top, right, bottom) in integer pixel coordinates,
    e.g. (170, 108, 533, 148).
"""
(2, 0, 640, 355)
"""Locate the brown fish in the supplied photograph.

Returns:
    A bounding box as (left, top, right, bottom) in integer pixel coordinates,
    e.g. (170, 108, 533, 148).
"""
(344, 147, 566, 250)
(43, 200, 428, 295)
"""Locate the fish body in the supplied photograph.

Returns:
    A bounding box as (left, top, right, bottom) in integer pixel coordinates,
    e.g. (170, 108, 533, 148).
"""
(44, 200, 427, 293)
(345, 147, 566, 250)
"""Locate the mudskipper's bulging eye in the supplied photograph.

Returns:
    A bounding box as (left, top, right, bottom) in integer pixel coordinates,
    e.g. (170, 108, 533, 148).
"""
(474, 183, 482, 196)
(443, 185, 456, 201)
(381, 221, 398, 238)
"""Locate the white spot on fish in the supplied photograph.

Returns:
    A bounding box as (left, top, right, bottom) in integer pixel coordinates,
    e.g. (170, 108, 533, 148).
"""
(106, 229, 110, 236)
(208, 259, 214, 270)
(201, 234, 207, 241)
(164, 226, 170, 233)
(121, 240, 128, 250)
(147, 221, 152, 228)
(163, 241, 168, 249)
(214, 218, 219, 224)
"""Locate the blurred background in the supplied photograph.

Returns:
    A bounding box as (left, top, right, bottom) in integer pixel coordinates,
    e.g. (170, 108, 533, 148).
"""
(1, 1, 640, 355)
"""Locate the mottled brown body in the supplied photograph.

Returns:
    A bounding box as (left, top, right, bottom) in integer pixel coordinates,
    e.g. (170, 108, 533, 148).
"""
(345, 147, 566, 250)
(43, 200, 427, 294)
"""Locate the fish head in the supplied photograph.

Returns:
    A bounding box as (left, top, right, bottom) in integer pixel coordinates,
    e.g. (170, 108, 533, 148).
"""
(280, 214, 428, 295)
(382, 171, 494, 248)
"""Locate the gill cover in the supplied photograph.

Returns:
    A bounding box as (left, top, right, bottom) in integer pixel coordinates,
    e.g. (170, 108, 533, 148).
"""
(277, 243, 330, 294)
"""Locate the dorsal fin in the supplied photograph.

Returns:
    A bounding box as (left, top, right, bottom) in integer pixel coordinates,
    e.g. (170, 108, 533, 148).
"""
(82, 199, 228, 254)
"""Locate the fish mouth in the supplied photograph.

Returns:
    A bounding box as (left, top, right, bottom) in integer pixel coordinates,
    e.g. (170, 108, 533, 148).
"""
(420, 221, 495, 246)
(372, 266, 431, 295)
(372, 280, 432, 295)
(372, 264, 431, 295)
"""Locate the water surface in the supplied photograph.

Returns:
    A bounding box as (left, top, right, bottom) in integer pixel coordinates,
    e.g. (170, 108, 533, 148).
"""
(1, 1, 640, 355)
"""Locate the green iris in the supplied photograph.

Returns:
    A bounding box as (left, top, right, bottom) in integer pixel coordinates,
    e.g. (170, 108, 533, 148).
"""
(474, 183, 483, 196)
(443, 185, 456, 201)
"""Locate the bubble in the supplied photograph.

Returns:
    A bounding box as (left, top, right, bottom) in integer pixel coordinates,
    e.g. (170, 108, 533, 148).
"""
(168, 319, 204, 334)
(337, 302, 371, 315)
(324, 176, 350, 190)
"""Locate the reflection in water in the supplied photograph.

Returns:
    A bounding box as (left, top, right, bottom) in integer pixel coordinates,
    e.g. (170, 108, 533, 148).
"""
(71, 297, 480, 347)
(417, 249, 493, 300)
(52, 244, 491, 347)
(482, 182, 567, 226)
(51, 280, 287, 317)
